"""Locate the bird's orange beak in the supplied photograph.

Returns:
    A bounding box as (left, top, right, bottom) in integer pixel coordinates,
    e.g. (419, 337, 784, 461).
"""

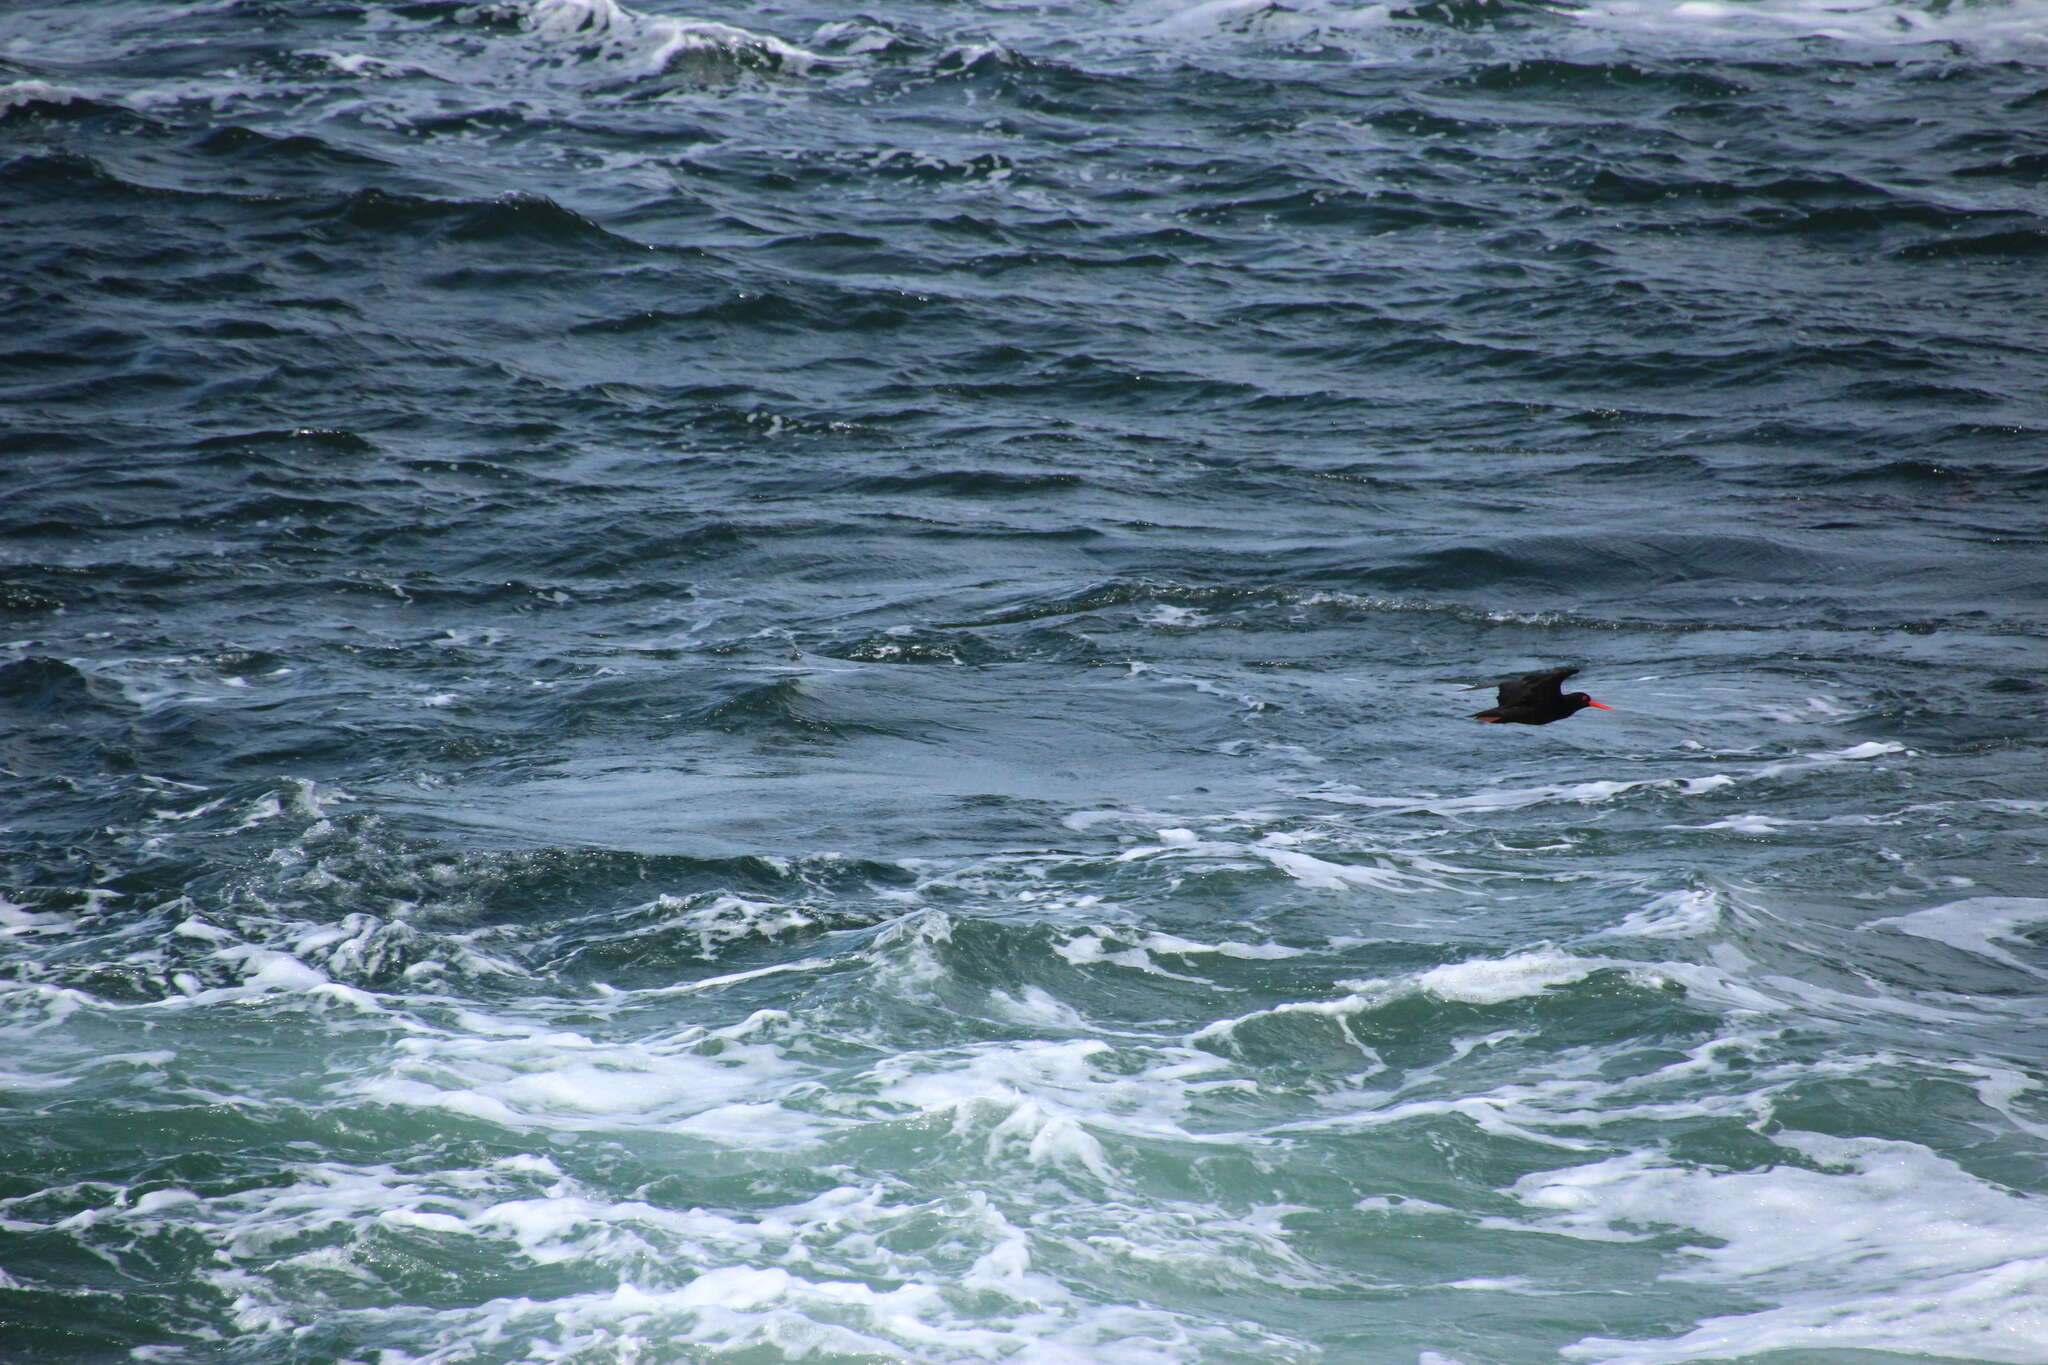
(1586, 699, 1615, 710)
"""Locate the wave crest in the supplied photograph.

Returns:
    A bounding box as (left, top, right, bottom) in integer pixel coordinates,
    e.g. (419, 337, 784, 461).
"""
(512, 0, 824, 78)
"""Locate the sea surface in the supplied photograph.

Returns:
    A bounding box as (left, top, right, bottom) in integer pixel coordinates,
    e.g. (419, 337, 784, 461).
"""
(5, 0, 2048, 1360)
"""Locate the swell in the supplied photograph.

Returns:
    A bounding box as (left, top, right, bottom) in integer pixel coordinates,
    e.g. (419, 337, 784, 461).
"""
(932, 570, 2042, 638)
(0, 149, 660, 261)
(1439, 57, 1755, 101)
(306, 186, 653, 255)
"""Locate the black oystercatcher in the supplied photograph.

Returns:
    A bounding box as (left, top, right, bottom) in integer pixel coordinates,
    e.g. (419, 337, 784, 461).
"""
(1467, 666, 1614, 725)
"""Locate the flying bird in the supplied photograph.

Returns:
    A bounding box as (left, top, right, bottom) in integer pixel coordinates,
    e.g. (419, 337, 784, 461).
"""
(1467, 666, 1614, 726)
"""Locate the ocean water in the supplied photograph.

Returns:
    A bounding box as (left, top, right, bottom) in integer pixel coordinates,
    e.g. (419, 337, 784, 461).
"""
(5, 0, 2048, 1360)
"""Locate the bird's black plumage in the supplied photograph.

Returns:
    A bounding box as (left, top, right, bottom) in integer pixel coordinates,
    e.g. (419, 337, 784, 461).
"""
(1467, 666, 1613, 725)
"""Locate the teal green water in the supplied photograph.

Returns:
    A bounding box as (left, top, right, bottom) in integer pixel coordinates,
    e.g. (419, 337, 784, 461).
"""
(5, 0, 2048, 1360)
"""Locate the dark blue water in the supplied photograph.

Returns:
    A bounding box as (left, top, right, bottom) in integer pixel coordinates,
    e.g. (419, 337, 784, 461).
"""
(5, 0, 2048, 1360)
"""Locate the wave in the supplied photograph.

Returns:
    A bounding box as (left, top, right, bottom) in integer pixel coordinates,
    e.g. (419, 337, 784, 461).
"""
(566, 278, 952, 338)
(0, 79, 121, 120)
(938, 556, 1882, 637)
(0, 656, 106, 713)
(1136, 0, 2048, 59)
(1897, 227, 2048, 259)
(310, 185, 650, 253)
(506, 0, 825, 78)
(191, 123, 396, 172)
(190, 426, 380, 458)
(1956, 150, 2048, 181)
(815, 627, 1018, 666)
(1566, 0, 2048, 59)
(1445, 57, 1751, 98)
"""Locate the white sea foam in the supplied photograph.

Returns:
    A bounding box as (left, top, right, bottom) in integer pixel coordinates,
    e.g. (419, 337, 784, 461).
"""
(1139, 931, 1307, 961)
(1134, 0, 2048, 60)
(314, 50, 413, 78)
(1868, 896, 2048, 979)
(354, 1011, 831, 1144)
(214, 944, 330, 994)
(1109, 824, 1471, 895)
(1295, 1022, 1882, 1158)
(73, 1152, 1309, 1360)
(0, 80, 92, 114)
(1262, 844, 1456, 892)
(1133, 0, 1395, 44)
(1819, 740, 1907, 761)
(1510, 1131, 2048, 1363)
(0, 895, 73, 938)
(1650, 950, 1995, 1027)
(1050, 922, 1305, 987)
(522, 0, 824, 77)
(1071, 1199, 1327, 1294)
(1198, 946, 1632, 1050)
(1306, 774, 1703, 816)
(990, 984, 1090, 1028)
(1306, 734, 1901, 824)
(1603, 887, 1723, 939)
(870, 1035, 1238, 1174)
(1413, 947, 1609, 1005)
(812, 19, 905, 56)
(607, 892, 821, 961)
(1570, 0, 2048, 60)
(1123, 661, 1271, 711)
(1060, 805, 1165, 831)
(1957, 1064, 2048, 1143)
(1685, 813, 1781, 833)
(1055, 932, 1211, 983)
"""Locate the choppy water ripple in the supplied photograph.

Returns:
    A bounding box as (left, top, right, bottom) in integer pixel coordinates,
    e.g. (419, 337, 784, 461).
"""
(5, 0, 2048, 1360)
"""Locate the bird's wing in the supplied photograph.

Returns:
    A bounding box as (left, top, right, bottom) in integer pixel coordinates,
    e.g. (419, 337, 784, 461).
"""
(1491, 666, 1578, 707)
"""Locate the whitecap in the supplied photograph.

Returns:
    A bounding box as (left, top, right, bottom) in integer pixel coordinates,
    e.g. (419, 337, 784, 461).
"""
(1413, 947, 1610, 1005)
(1604, 888, 1723, 939)
(1197, 947, 1634, 1050)
(0, 80, 93, 114)
(522, 0, 825, 77)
